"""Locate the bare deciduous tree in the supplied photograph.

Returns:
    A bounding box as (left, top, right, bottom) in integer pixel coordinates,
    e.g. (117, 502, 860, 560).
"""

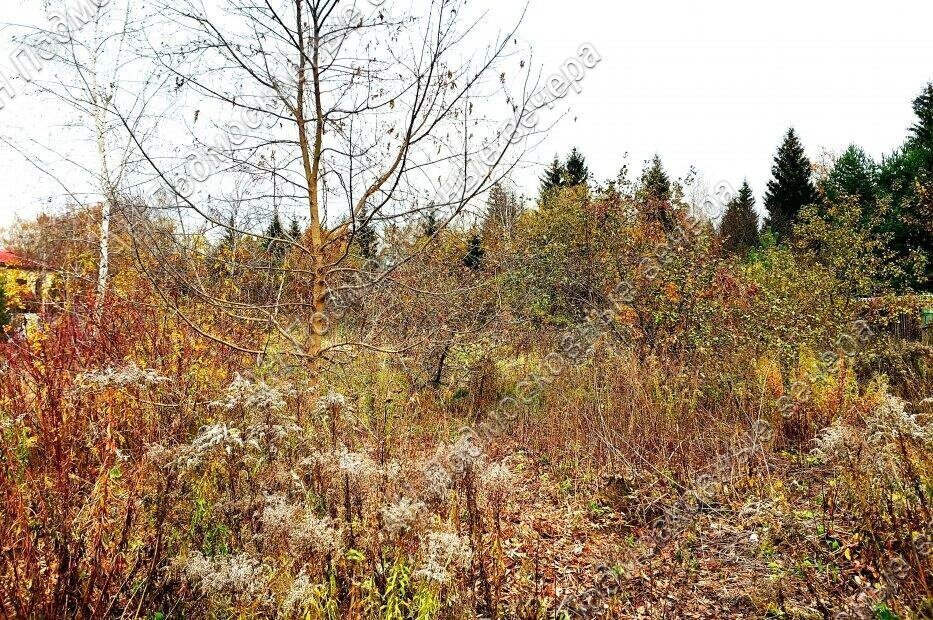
(120, 0, 547, 375)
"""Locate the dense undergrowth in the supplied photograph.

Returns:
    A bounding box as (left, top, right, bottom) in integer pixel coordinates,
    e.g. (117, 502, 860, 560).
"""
(2, 115, 932, 618)
(2, 1, 933, 615)
(0, 288, 930, 618)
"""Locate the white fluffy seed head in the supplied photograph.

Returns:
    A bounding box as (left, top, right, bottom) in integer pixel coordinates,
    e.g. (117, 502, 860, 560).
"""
(481, 462, 515, 501)
(176, 551, 270, 600)
(76, 363, 168, 391)
(381, 497, 425, 537)
(414, 531, 472, 584)
(211, 373, 288, 413)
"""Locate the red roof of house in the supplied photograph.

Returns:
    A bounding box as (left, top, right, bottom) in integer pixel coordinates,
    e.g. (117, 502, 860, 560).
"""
(0, 249, 32, 268)
(0, 249, 20, 264)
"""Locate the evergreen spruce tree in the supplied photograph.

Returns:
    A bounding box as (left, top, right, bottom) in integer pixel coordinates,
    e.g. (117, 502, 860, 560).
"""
(423, 210, 440, 238)
(485, 182, 509, 225)
(719, 180, 760, 254)
(763, 128, 818, 240)
(634, 155, 674, 232)
(463, 234, 484, 270)
(564, 148, 589, 187)
(0, 279, 10, 331)
(908, 82, 933, 149)
(288, 218, 303, 241)
(539, 156, 565, 196)
(822, 145, 877, 206)
(264, 212, 288, 259)
(356, 210, 378, 260)
(878, 83, 933, 290)
(639, 155, 671, 202)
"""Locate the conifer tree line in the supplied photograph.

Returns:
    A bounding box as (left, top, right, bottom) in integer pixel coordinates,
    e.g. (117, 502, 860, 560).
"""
(540, 148, 591, 194)
(255, 83, 933, 292)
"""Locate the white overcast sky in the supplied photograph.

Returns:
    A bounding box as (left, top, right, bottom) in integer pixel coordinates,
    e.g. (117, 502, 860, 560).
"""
(2, 0, 933, 228)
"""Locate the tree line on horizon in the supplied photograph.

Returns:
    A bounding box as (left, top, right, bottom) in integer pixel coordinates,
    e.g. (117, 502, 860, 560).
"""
(545, 84, 931, 293)
(251, 83, 932, 296)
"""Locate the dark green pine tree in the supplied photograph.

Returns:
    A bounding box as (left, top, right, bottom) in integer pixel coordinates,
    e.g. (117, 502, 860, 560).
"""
(288, 218, 303, 241)
(356, 210, 378, 260)
(564, 148, 589, 187)
(879, 84, 933, 209)
(880, 83, 933, 202)
(763, 128, 818, 241)
(821, 145, 877, 206)
(636, 155, 674, 231)
(719, 180, 760, 254)
(264, 212, 288, 259)
(463, 234, 484, 270)
(639, 155, 671, 202)
(908, 82, 933, 150)
(423, 210, 440, 238)
(877, 83, 933, 290)
(539, 156, 565, 196)
(0, 279, 11, 331)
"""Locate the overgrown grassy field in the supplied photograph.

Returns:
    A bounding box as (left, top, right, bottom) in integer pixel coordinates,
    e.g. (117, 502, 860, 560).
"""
(1, 10, 932, 616)
(1, 207, 931, 618)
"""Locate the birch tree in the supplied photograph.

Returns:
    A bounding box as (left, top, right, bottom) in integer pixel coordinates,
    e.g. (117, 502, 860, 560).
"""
(6, 0, 166, 316)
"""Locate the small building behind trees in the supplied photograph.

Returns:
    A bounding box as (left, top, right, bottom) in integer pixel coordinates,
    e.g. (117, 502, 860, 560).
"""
(0, 249, 55, 330)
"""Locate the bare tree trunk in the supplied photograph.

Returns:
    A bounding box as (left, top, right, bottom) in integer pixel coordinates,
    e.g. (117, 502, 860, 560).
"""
(295, 0, 325, 374)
